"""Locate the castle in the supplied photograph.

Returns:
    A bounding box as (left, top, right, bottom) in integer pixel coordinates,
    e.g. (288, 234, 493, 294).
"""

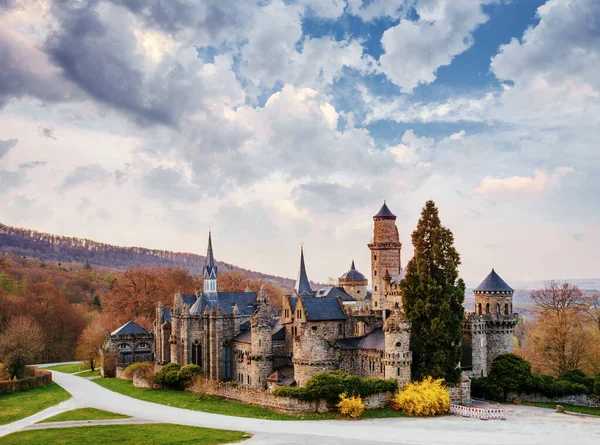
(143, 202, 516, 388)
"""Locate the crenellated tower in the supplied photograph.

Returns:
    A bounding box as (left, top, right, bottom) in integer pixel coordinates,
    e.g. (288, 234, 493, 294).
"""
(368, 202, 402, 312)
(383, 309, 412, 385)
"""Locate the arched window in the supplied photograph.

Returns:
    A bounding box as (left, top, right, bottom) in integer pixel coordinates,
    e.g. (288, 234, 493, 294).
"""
(504, 303, 509, 315)
(486, 303, 490, 314)
(478, 303, 482, 315)
(496, 303, 500, 315)
(137, 342, 150, 349)
(117, 343, 131, 351)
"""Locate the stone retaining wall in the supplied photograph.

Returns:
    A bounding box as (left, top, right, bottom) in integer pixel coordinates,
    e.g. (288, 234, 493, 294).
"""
(447, 371, 472, 406)
(506, 392, 600, 408)
(188, 378, 390, 414)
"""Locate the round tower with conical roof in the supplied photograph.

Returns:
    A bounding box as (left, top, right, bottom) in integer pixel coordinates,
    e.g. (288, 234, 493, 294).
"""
(465, 269, 518, 377)
(339, 260, 368, 300)
(368, 202, 402, 312)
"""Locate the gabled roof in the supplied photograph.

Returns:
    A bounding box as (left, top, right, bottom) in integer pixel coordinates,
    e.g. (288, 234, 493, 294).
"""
(316, 286, 355, 302)
(111, 321, 149, 336)
(374, 201, 396, 219)
(233, 317, 285, 344)
(294, 246, 314, 297)
(335, 328, 384, 351)
(163, 308, 172, 322)
(474, 269, 513, 293)
(391, 267, 407, 285)
(189, 291, 258, 316)
(181, 295, 197, 307)
(339, 260, 367, 281)
(302, 297, 347, 321)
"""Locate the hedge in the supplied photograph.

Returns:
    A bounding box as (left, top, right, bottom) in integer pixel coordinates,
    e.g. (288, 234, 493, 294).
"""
(273, 371, 398, 403)
(154, 363, 202, 389)
(0, 368, 52, 394)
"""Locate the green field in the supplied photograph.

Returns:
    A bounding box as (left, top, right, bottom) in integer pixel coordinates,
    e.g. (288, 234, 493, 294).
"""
(45, 363, 87, 373)
(1, 424, 249, 444)
(0, 383, 71, 425)
(75, 369, 101, 378)
(525, 402, 600, 417)
(39, 408, 130, 423)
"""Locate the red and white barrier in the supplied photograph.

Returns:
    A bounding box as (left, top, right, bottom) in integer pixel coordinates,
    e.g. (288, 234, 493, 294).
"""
(450, 404, 505, 420)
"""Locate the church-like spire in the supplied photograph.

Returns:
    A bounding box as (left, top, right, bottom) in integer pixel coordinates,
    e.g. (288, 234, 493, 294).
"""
(294, 245, 314, 297)
(203, 231, 218, 294)
(351, 260, 356, 271)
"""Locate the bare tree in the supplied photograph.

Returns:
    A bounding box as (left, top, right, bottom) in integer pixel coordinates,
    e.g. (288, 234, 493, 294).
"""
(586, 293, 600, 333)
(0, 316, 44, 379)
(76, 319, 108, 371)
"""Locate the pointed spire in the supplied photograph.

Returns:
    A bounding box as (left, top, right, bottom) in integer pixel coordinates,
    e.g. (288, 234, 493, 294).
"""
(203, 231, 218, 293)
(351, 260, 356, 271)
(259, 284, 270, 306)
(245, 282, 252, 293)
(294, 245, 314, 297)
(373, 201, 396, 220)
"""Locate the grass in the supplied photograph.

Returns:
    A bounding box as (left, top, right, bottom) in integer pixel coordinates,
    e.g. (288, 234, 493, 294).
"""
(93, 378, 336, 420)
(45, 363, 87, 373)
(75, 368, 101, 377)
(360, 406, 408, 418)
(0, 383, 71, 425)
(0, 423, 249, 444)
(39, 408, 131, 423)
(524, 402, 600, 417)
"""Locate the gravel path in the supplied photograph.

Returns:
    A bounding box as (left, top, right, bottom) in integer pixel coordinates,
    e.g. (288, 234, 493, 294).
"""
(2, 371, 599, 444)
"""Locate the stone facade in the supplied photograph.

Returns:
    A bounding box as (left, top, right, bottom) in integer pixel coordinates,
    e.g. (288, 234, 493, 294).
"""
(506, 392, 600, 408)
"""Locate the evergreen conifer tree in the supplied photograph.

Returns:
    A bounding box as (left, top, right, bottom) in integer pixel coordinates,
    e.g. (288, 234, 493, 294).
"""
(401, 200, 465, 382)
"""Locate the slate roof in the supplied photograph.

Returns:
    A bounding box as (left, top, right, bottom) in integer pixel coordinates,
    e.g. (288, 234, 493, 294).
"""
(111, 321, 150, 336)
(294, 246, 315, 296)
(474, 269, 513, 293)
(189, 291, 258, 316)
(203, 231, 217, 279)
(233, 317, 285, 344)
(339, 260, 367, 281)
(181, 295, 197, 306)
(315, 286, 355, 302)
(302, 297, 347, 321)
(374, 201, 396, 219)
(162, 308, 172, 323)
(289, 296, 298, 312)
(335, 328, 384, 351)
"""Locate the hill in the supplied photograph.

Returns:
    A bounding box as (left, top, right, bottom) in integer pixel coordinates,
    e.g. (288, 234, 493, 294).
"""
(0, 222, 309, 291)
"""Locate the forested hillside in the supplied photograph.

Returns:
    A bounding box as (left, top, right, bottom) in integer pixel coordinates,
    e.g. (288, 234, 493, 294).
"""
(0, 222, 303, 290)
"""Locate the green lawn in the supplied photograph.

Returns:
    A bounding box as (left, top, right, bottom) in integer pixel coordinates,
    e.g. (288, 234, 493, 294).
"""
(75, 368, 101, 378)
(45, 363, 87, 373)
(525, 402, 600, 417)
(39, 408, 131, 423)
(360, 406, 408, 419)
(1, 424, 249, 445)
(93, 378, 336, 420)
(0, 383, 71, 425)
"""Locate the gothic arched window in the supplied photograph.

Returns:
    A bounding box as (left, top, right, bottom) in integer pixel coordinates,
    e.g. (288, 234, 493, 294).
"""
(504, 303, 509, 315)
(478, 303, 482, 315)
(486, 303, 490, 314)
(496, 303, 500, 315)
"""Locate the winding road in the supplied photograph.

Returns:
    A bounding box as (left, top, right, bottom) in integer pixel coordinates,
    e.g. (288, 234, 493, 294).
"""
(2, 371, 599, 444)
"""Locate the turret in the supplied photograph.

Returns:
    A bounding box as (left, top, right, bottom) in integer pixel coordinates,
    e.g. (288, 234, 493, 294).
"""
(294, 245, 314, 297)
(338, 260, 368, 301)
(203, 231, 218, 295)
(368, 202, 402, 311)
(250, 285, 273, 389)
(383, 309, 412, 384)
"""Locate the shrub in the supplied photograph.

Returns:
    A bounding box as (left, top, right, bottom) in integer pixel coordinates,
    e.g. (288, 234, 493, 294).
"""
(594, 374, 600, 396)
(393, 377, 450, 417)
(123, 362, 153, 379)
(489, 354, 532, 400)
(471, 377, 504, 402)
(272, 371, 397, 403)
(559, 369, 595, 393)
(337, 393, 364, 419)
(154, 363, 202, 389)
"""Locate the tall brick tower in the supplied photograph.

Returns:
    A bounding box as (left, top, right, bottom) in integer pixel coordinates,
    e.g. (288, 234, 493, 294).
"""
(368, 202, 402, 312)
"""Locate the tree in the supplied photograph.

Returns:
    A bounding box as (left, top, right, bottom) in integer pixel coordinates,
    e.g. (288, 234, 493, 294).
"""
(75, 319, 107, 371)
(401, 200, 465, 383)
(0, 316, 44, 379)
(488, 353, 533, 400)
(586, 293, 600, 333)
(524, 281, 591, 376)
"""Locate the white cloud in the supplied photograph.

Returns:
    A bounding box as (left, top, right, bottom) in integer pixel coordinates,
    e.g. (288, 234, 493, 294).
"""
(476, 167, 574, 196)
(379, 0, 490, 93)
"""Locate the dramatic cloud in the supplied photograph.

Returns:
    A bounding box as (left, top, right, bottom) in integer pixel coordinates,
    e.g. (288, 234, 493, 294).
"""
(0, 138, 18, 158)
(475, 167, 574, 196)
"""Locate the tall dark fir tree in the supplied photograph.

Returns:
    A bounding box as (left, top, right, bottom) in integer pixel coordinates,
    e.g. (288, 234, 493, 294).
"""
(401, 200, 465, 382)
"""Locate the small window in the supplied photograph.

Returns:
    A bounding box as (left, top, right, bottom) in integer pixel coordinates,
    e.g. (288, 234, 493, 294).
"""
(374, 301, 378, 307)
(397, 368, 402, 377)
(478, 303, 482, 315)
(117, 343, 131, 351)
(374, 255, 377, 261)
(337, 324, 342, 336)
(486, 303, 490, 314)
(374, 270, 377, 276)
(137, 342, 150, 349)
(504, 303, 509, 315)
(374, 285, 377, 292)
(395, 342, 401, 348)
(312, 326, 317, 331)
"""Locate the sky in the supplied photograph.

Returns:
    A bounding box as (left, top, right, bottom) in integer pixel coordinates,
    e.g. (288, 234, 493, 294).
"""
(0, 0, 598, 286)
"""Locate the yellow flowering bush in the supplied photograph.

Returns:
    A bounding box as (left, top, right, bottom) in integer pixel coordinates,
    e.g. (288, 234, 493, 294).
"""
(393, 377, 450, 416)
(337, 392, 365, 418)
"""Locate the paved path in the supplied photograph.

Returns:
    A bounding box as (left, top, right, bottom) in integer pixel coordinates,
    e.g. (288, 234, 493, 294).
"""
(24, 417, 160, 430)
(2, 372, 600, 444)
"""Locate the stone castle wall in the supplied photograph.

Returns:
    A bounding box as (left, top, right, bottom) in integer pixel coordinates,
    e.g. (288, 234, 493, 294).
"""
(189, 378, 390, 414)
